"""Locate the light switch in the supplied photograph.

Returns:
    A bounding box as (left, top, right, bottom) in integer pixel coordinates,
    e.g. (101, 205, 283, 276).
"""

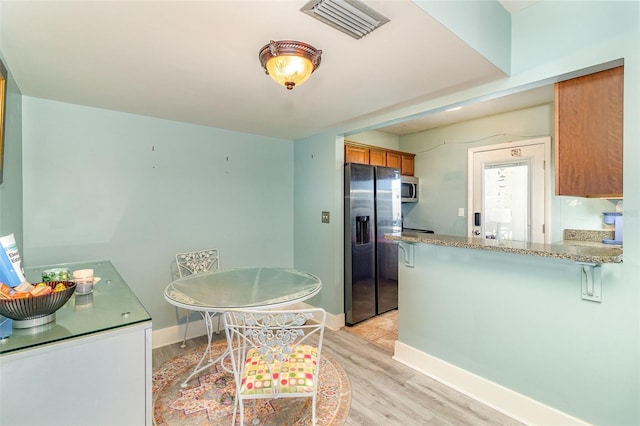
(458, 208, 465, 217)
(321, 211, 330, 223)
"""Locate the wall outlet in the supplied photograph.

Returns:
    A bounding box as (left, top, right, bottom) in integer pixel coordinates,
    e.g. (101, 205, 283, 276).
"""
(458, 207, 465, 217)
(321, 211, 330, 223)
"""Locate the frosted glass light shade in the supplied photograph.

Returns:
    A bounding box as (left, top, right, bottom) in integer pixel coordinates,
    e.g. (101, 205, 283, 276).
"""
(259, 40, 322, 90)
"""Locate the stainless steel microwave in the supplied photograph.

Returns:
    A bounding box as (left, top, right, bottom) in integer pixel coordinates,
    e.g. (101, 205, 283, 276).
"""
(401, 176, 418, 202)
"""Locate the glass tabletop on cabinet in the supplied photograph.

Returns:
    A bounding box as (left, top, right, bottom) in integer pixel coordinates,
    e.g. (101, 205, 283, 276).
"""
(0, 260, 151, 355)
(164, 267, 322, 311)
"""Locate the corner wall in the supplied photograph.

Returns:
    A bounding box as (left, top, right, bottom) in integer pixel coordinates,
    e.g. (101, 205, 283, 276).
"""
(21, 97, 295, 330)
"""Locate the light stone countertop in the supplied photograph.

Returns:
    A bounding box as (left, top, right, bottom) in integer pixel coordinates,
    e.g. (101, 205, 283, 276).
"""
(385, 232, 623, 264)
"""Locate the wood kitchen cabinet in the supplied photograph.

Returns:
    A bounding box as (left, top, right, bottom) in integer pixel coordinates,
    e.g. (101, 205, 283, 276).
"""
(555, 66, 623, 198)
(344, 144, 370, 164)
(401, 153, 415, 176)
(344, 142, 416, 176)
(386, 151, 401, 169)
(369, 148, 387, 166)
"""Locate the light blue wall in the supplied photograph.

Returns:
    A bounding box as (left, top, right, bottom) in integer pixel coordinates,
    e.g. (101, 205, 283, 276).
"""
(392, 2, 639, 424)
(511, 1, 638, 76)
(292, 1, 639, 423)
(293, 132, 344, 315)
(399, 243, 634, 424)
(0, 53, 23, 249)
(344, 130, 399, 151)
(22, 97, 295, 329)
(413, 0, 511, 74)
(2, 0, 638, 422)
(399, 103, 617, 240)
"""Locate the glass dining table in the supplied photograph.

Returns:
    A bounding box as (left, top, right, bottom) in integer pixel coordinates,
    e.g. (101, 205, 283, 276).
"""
(164, 266, 322, 387)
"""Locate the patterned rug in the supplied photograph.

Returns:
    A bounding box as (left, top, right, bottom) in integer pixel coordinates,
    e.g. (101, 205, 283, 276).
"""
(153, 340, 351, 425)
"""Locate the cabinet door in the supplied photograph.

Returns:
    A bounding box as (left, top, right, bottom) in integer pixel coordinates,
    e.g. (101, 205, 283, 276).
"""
(369, 149, 386, 166)
(386, 152, 401, 169)
(555, 66, 623, 197)
(1, 322, 152, 426)
(401, 154, 415, 176)
(345, 145, 369, 164)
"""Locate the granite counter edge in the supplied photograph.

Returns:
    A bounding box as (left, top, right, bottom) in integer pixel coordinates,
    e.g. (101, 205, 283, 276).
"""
(385, 233, 623, 264)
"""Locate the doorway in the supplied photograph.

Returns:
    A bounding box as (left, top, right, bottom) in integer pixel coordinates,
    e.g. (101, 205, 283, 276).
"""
(468, 137, 551, 244)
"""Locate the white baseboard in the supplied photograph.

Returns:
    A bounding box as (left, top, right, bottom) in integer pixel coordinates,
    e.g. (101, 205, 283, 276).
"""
(393, 341, 589, 426)
(152, 317, 210, 349)
(287, 301, 345, 330)
(152, 304, 345, 349)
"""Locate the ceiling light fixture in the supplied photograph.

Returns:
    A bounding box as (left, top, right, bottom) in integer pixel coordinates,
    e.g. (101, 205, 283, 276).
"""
(259, 40, 322, 90)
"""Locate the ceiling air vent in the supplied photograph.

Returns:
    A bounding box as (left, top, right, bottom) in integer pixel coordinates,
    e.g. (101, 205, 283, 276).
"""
(300, 0, 390, 40)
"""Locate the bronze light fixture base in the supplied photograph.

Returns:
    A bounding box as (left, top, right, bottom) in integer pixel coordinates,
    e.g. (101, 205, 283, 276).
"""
(259, 40, 322, 90)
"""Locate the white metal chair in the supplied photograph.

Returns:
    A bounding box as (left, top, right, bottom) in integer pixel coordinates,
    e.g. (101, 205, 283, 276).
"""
(175, 248, 220, 348)
(223, 308, 327, 426)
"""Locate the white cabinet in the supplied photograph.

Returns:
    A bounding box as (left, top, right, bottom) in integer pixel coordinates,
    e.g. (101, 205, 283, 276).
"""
(0, 260, 152, 426)
(1, 323, 152, 425)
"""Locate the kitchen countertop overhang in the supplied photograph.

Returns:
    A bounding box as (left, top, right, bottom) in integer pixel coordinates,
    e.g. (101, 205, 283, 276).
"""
(385, 232, 623, 264)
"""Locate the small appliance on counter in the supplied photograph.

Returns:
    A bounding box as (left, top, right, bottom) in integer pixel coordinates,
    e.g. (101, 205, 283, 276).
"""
(602, 212, 623, 245)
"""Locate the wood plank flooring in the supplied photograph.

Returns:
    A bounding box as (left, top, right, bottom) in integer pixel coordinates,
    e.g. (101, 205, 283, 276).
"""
(153, 322, 523, 425)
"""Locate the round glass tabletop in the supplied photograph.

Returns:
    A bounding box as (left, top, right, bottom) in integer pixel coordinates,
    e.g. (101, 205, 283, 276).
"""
(164, 267, 321, 311)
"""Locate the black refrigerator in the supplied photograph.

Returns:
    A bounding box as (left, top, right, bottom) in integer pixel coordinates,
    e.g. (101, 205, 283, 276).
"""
(344, 163, 402, 326)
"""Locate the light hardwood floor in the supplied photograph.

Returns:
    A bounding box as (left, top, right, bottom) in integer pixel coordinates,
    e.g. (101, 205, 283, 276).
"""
(153, 321, 523, 426)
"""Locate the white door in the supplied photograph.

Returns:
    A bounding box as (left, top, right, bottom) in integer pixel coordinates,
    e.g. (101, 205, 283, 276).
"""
(468, 137, 550, 244)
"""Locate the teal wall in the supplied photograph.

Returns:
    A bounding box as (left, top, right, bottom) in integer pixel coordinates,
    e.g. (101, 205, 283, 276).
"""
(0, 53, 23, 249)
(414, 0, 511, 74)
(21, 97, 295, 329)
(293, 132, 344, 315)
(345, 130, 399, 151)
(1, 0, 638, 422)
(391, 2, 638, 424)
(399, 243, 634, 424)
(293, 1, 639, 423)
(399, 103, 618, 240)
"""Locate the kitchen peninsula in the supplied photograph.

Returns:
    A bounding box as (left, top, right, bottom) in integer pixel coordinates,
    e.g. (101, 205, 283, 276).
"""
(386, 232, 623, 264)
(384, 231, 628, 425)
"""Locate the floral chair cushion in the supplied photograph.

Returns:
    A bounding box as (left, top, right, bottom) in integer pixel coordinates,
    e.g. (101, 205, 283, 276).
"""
(240, 344, 318, 396)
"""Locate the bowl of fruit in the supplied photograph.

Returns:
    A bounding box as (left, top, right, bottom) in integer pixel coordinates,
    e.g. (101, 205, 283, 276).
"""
(0, 281, 76, 326)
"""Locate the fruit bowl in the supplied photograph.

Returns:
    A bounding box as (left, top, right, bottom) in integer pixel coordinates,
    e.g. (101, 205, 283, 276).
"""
(0, 281, 76, 321)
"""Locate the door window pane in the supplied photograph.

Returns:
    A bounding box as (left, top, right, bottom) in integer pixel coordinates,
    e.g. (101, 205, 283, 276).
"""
(483, 162, 529, 241)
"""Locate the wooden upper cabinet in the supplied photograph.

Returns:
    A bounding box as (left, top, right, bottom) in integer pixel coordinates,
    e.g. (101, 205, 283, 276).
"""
(345, 144, 369, 164)
(401, 154, 415, 176)
(555, 66, 623, 198)
(369, 149, 387, 166)
(344, 142, 415, 176)
(386, 152, 401, 169)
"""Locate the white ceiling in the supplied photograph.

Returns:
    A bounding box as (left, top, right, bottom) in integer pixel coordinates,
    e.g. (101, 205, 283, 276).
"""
(0, 0, 548, 140)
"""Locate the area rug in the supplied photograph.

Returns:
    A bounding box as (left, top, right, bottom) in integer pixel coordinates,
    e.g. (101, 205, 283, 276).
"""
(153, 340, 351, 425)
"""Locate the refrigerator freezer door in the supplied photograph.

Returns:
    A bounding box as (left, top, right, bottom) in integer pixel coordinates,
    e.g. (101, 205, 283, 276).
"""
(375, 166, 401, 314)
(344, 163, 376, 325)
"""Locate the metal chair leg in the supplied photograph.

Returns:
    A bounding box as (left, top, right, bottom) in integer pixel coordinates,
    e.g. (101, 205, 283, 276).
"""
(181, 309, 190, 348)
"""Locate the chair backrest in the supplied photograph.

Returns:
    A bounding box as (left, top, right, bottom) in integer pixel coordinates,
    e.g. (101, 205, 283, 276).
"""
(223, 308, 327, 397)
(175, 248, 220, 278)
